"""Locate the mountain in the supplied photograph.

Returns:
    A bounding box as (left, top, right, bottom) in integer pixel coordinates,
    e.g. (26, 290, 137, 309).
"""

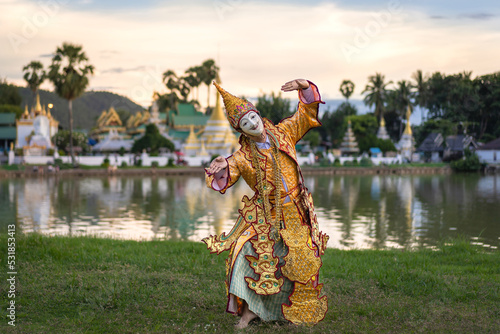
(18, 87, 145, 130)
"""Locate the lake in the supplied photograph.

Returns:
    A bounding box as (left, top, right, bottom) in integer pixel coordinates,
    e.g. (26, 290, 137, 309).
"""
(1, 174, 499, 250)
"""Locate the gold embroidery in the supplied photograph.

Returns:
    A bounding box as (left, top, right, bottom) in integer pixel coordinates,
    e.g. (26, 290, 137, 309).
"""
(244, 136, 284, 295)
(280, 204, 322, 283)
(282, 280, 328, 325)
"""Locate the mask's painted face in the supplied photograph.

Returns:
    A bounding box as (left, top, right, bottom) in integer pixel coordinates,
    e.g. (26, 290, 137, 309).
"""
(239, 111, 264, 137)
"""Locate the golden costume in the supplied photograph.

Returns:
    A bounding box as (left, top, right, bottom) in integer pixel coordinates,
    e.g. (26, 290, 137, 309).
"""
(203, 81, 329, 325)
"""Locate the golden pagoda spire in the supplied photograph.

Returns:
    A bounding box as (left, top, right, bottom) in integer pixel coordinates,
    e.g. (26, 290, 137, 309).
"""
(42, 105, 47, 116)
(380, 116, 385, 127)
(34, 93, 42, 115)
(199, 139, 209, 156)
(185, 125, 198, 144)
(403, 105, 412, 136)
(23, 105, 29, 118)
(210, 75, 227, 122)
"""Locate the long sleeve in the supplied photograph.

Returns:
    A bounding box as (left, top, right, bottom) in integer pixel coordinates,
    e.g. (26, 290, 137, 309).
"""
(205, 155, 241, 194)
(277, 81, 324, 144)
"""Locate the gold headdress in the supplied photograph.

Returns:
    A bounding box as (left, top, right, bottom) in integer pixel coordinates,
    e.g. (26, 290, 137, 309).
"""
(213, 81, 259, 130)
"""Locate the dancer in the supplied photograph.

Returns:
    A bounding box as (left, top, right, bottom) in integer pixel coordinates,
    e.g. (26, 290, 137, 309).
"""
(204, 78, 329, 328)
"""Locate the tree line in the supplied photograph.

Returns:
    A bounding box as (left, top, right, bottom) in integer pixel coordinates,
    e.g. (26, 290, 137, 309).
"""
(317, 70, 500, 153)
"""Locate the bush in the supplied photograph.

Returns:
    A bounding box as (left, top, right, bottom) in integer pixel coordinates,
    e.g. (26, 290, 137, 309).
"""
(135, 159, 142, 167)
(343, 160, 353, 166)
(120, 161, 127, 168)
(450, 149, 482, 172)
(334, 158, 341, 166)
(118, 147, 126, 157)
(54, 158, 72, 170)
(319, 158, 331, 167)
(360, 157, 373, 167)
(167, 158, 175, 167)
(151, 161, 159, 168)
(101, 157, 110, 168)
(352, 158, 358, 166)
(58, 149, 66, 156)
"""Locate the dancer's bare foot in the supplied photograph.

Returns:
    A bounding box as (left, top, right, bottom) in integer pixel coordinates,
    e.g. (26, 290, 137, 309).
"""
(235, 302, 258, 329)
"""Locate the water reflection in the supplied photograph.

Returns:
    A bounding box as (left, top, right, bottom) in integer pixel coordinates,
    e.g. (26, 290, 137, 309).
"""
(1, 174, 499, 250)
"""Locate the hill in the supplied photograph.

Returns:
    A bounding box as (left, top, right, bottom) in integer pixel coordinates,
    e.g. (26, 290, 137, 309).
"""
(18, 87, 145, 130)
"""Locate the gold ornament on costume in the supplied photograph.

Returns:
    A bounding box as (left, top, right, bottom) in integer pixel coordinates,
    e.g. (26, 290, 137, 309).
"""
(244, 135, 285, 295)
(282, 280, 328, 325)
(213, 81, 258, 130)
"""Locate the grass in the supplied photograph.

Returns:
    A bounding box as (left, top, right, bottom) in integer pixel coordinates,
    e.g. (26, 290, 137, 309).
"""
(0, 165, 25, 171)
(1, 233, 499, 333)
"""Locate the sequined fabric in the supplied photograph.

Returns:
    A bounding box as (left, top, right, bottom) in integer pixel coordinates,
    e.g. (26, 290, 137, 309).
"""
(203, 82, 328, 325)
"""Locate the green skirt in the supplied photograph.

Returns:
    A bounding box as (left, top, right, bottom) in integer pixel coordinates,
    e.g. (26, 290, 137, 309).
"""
(227, 238, 293, 321)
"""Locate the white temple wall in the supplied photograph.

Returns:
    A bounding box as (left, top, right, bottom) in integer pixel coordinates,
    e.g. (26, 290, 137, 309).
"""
(16, 125, 33, 148)
(477, 150, 500, 164)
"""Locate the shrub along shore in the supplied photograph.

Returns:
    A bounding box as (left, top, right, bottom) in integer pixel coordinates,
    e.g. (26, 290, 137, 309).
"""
(0, 164, 452, 179)
(1, 233, 498, 333)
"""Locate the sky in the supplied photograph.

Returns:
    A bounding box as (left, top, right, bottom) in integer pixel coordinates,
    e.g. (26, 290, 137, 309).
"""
(1, 0, 500, 114)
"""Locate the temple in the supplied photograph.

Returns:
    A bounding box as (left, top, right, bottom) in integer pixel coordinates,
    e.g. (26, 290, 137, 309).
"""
(192, 75, 238, 157)
(92, 107, 127, 140)
(376, 116, 390, 140)
(16, 94, 59, 156)
(397, 106, 414, 161)
(340, 120, 360, 156)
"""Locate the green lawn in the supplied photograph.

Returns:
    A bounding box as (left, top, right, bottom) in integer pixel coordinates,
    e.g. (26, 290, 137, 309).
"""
(1, 233, 498, 333)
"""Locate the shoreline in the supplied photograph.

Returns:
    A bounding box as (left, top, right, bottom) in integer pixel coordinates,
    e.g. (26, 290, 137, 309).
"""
(0, 165, 453, 178)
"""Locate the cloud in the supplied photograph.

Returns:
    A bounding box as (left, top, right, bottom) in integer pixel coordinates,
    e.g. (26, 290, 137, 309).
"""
(89, 86, 119, 90)
(2, 0, 500, 106)
(101, 66, 147, 74)
(459, 13, 496, 20)
(100, 50, 119, 53)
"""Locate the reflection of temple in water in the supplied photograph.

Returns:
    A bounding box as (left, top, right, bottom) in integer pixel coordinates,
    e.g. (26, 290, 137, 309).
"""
(15, 179, 53, 232)
(6, 174, 500, 249)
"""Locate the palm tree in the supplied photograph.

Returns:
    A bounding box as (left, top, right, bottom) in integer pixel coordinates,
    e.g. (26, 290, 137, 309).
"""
(177, 77, 191, 102)
(48, 42, 94, 166)
(339, 79, 355, 102)
(22, 60, 46, 106)
(411, 69, 428, 123)
(200, 59, 219, 108)
(185, 66, 202, 102)
(362, 73, 392, 120)
(162, 70, 179, 93)
(162, 70, 181, 110)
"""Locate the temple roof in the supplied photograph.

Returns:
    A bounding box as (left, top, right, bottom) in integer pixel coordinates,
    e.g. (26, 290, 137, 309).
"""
(173, 115, 210, 126)
(477, 137, 500, 150)
(445, 135, 478, 152)
(0, 113, 16, 125)
(0, 127, 16, 139)
(418, 133, 444, 152)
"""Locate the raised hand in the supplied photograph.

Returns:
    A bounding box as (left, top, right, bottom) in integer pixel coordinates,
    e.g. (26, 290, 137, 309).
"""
(281, 79, 310, 92)
(207, 156, 228, 174)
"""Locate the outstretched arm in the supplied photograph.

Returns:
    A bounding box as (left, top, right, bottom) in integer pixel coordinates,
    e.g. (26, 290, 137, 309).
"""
(281, 79, 310, 92)
(277, 79, 324, 143)
(205, 155, 241, 193)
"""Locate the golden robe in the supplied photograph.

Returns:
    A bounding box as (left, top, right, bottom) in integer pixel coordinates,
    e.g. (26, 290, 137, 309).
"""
(203, 83, 328, 325)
